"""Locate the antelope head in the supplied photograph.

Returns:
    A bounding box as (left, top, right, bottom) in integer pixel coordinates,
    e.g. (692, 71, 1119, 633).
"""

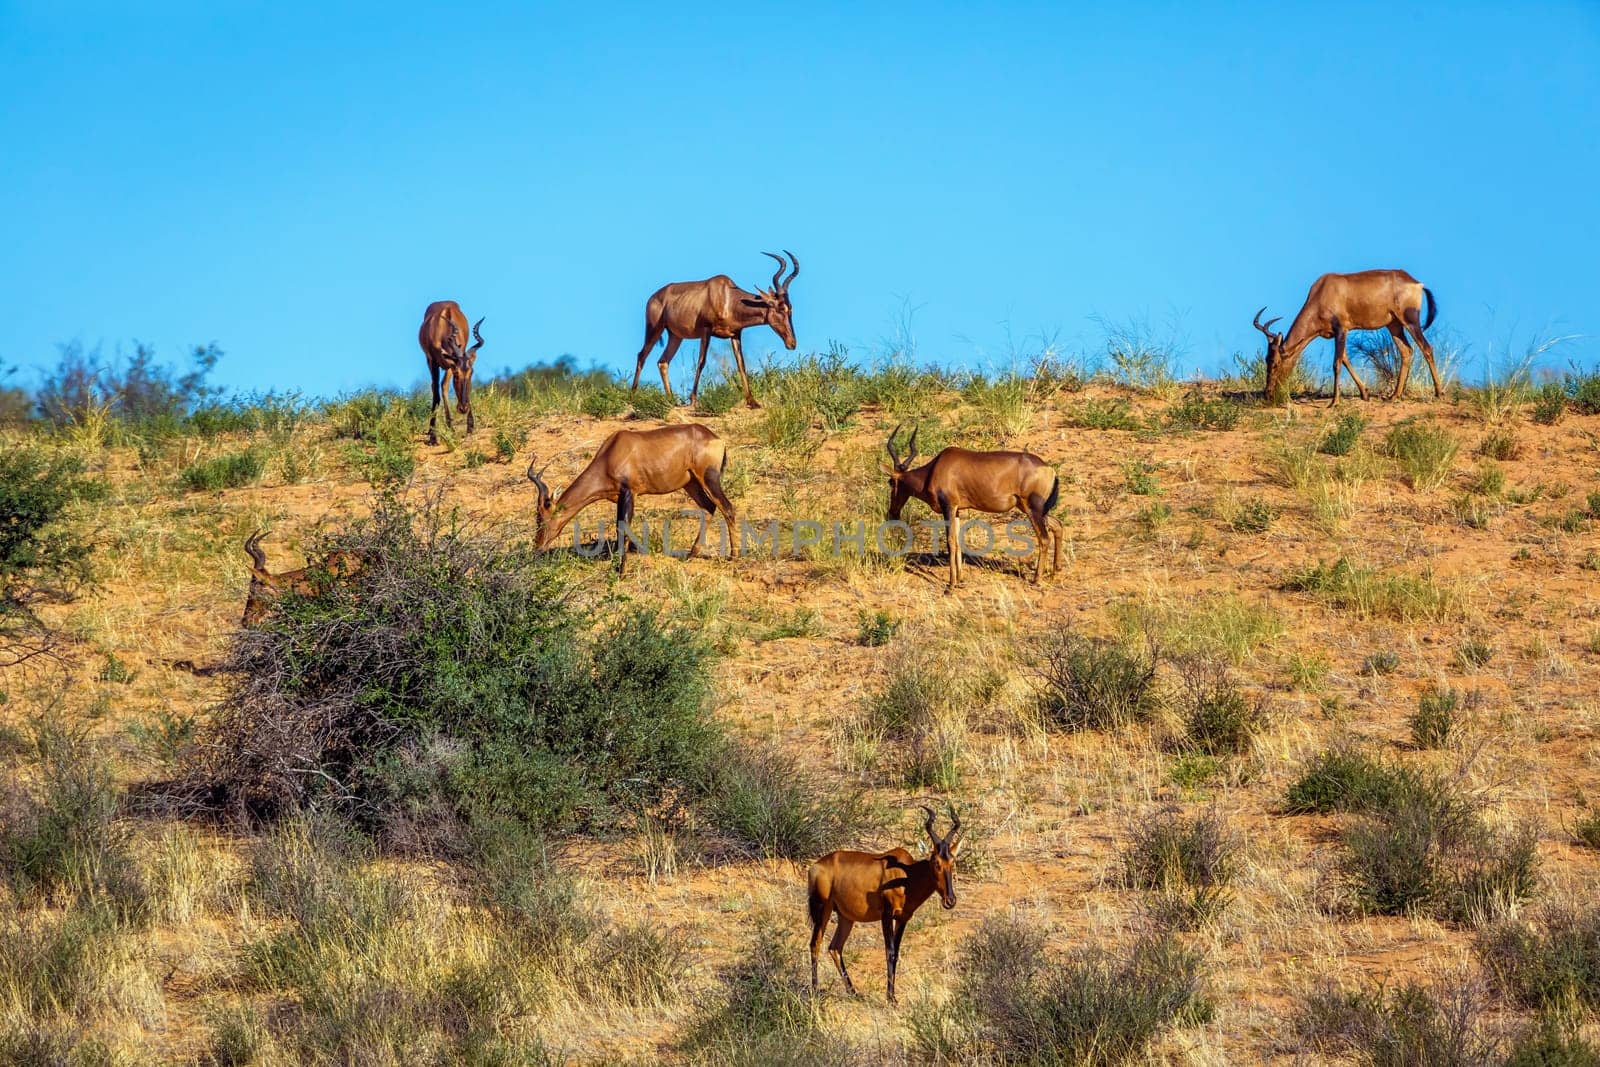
(740, 250, 799, 350)
(1253, 306, 1289, 399)
(526, 459, 556, 544)
(920, 802, 962, 909)
(242, 530, 282, 626)
(884, 422, 922, 521)
(445, 317, 486, 412)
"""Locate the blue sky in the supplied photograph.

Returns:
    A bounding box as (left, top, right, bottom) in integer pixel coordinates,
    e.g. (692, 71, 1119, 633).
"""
(3, 2, 1596, 397)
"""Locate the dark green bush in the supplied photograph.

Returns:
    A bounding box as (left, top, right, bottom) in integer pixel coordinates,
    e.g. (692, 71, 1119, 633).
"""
(1177, 665, 1266, 755)
(178, 447, 265, 492)
(178, 494, 721, 840)
(693, 378, 742, 416)
(1283, 747, 1409, 815)
(1319, 412, 1367, 456)
(1532, 381, 1568, 425)
(629, 386, 675, 421)
(1032, 631, 1161, 732)
(1568, 369, 1600, 416)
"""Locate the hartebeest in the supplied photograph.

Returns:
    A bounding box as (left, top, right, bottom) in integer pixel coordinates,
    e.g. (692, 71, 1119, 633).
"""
(886, 425, 1063, 591)
(526, 424, 736, 575)
(1255, 270, 1439, 407)
(241, 531, 362, 626)
(418, 301, 485, 444)
(629, 251, 799, 410)
(808, 804, 961, 1004)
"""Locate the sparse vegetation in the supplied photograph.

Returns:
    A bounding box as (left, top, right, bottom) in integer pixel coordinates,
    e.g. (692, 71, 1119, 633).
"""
(1384, 418, 1460, 491)
(1409, 686, 1464, 749)
(1032, 630, 1161, 732)
(1121, 807, 1238, 929)
(1318, 412, 1366, 456)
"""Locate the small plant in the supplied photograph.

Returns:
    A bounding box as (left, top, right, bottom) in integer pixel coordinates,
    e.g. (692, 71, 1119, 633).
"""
(1571, 808, 1600, 850)
(462, 448, 487, 469)
(97, 653, 135, 684)
(1135, 501, 1172, 532)
(1363, 649, 1400, 675)
(126, 709, 197, 766)
(179, 447, 266, 492)
(1286, 557, 1463, 622)
(1229, 496, 1278, 534)
(705, 747, 878, 860)
(1385, 419, 1459, 491)
(1456, 637, 1494, 669)
(1123, 458, 1163, 495)
(757, 607, 823, 641)
(855, 609, 899, 647)
(1531, 381, 1567, 425)
(1032, 631, 1161, 732)
(1285, 651, 1329, 690)
(693, 378, 742, 416)
(491, 425, 526, 463)
(1121, 807, 1238, 929)
(1476, 904, 1600, 1015)
(1468, 462, 1506, 497)
(1568, 368, 1600, 416)
(629, 386, 674, 420)
(1165, 389, 1243, 431)
(1296, 977, 1499, 1066)
(1409, 686, 1461, 749)
(1318, 412, 1367, 456)
(1066, 396, 1141, 431)
(1477, 427, 1522, 461)
(1176, 662, 1266, 755)
(1169, 754, 1223, 790)
(580, 385, 628, 419)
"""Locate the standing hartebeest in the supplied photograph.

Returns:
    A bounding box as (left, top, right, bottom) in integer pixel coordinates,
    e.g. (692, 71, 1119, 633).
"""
(886, 425, 1064, 591)
(418, 301, 485, 444)
(1255, 270, 1439, 407)
(807, 804, 962, 1004)
(525, 424, 737, 575)
(629, 251, 799, 410)
(240, 531, 362, 626)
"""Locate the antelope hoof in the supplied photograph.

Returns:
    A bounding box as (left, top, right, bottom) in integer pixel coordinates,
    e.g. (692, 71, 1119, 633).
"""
(745, 398, 762, 410)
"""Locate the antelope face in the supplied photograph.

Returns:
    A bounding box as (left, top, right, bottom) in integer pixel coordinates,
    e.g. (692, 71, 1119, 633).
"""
(886, 469, 914, 522)
(931, 840, 959, 909)
(741, 289, 797, 350)
(241, 579, 276, 627)
(528, 465, 557, 544)
(1253, 308, 1289, 402)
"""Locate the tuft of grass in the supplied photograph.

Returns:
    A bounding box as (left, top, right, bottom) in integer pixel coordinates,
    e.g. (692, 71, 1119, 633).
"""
(1296, 977, 1500, 1066)
(692, 377, 742, 416)
(1571, 808, 1600, 851)
(1122, 458, 1163, 495)
(1227, 496, 1279, 534)
(1456, 637, 1494, 670)
(1384, 419, 1460, 491)
(858, 645, 969, 789)
(1476, 904, 1600, 1016)
(1113, 592, 1284, 665)
(179, 447, 266, 492)
(1409, 686, 1463, 749)
(680, 924, 845, 1063)
(1477, 427, 1523, 461)
(1318, 412, 1367, 456)
(1121, 807, 1238, 930)
(580, 384, 628, 419)
(1568, 368, 1600, 416)
(855, 609, 899, 647)
(629, 386, 674, 421)
(1065, 396, 1141, 431)
(1284, 747, 1409, 815)
(1031, 631, 1161, 733)
(704, 746, 878, 860)
(1285, 557, 1463, 622)
(1165, 389, 1244, 432)
(1176, 663, 1267, 756)
(1531, 381, 1568, 425)
(919, 916, 1209, 1064)
(1363, 649, 1401, 675)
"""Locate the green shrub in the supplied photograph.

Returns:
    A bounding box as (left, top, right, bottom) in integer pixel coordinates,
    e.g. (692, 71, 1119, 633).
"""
(580, 384, 628, 419)
(855, 609, 899, 647)
(175, 495, 721, 840)
(1568, 369, 1600, 416)
(1478, 427, 1523, 461)
(1363, 648, 1401, 675)
(1573, 808, 1600, 851)
(704, 747, 877, 861)
(924, 916, 1209, 1064)
(693, 377, 742, 416)
(1384, 419, 1459, 491)
(1283, 747, 1408, 815)
(680, 924, 846, 1063)
(629, 386, 674, 420)
(1228, 497, 1278, 534)
(1177, 666, 1266, 755)
(1318, 412, 1367, 456)
(1066, 396, 1141, 431)
(491, 426, 526, 463)
(1409, 686, 1462, 749)
(1476, 904, 1600, 1015)
(1285, 557, 1462, 621)
(1296, 978, 1499, 1066)
(1032, 631, 1161, 732)
(1122, 458, 1162, 495)
(1121, 807, 1238, 930)
(1165, 389, 1243, 431)
(179, 447, 266, 491)
(1, 446, 100, 658)
(1532, 381, 1568, 425)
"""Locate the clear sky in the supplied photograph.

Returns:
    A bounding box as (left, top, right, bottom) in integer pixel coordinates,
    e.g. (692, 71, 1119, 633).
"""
(3, 1, 1596, 396)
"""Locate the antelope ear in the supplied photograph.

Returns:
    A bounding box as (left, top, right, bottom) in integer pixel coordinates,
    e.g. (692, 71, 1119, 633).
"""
(949, 837, 963, 858)
(739, 297, 769, 308)
(249, 568, 280, 587)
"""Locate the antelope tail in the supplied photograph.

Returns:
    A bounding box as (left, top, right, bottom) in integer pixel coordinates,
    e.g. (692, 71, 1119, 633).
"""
(1043, 473, 1061, 517)
(806, 868, 828, 928)
(1422, 287, 1437, 330)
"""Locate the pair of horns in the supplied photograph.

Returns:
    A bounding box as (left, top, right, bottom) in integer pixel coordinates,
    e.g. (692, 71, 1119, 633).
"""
(919, 802, 961, 850)
(885, 422, 920, 470)
(525, 459, 551, 498)
(761, 250, 799, 292)
(1252, 306, 1282, 339)
(446, 317, 487, 359)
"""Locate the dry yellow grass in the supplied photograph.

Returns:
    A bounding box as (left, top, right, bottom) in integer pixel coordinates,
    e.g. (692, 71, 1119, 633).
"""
(4, 380, 1600, 1062)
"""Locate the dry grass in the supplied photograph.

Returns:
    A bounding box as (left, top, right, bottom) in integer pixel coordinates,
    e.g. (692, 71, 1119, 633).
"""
(4, 371, 1599, 1062)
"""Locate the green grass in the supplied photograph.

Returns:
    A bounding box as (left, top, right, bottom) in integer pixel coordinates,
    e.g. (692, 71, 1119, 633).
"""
(1384, 419, 1460, 491)
(1285, 557, 1464, 622)
(178, 447, 266, 491)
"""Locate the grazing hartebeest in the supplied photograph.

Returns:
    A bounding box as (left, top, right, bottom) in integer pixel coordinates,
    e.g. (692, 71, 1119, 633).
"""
(886, 425, 1063, 591)
(807, 804, 961, 1004)
(525, 424, 737, 575)
(1255, 270, 1439, 407)
(629, 251, 799, 410)
(418, 301, 485, 444)
(241, 531, 362, 627)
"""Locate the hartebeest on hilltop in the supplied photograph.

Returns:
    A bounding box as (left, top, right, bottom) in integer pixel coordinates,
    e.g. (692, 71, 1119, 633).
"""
(886, 425, 1064, 591)
(1255, 270, 1439, 407)
(418, 301, 485, 444)
(629, 251, 799, 410)
(525, 424, 736, 575)
(807, 804, 962, 1004)
(240, 531, 362, 627)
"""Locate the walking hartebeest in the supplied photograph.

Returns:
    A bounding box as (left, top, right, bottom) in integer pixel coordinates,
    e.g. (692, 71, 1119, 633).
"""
(807, 804, 962, 1004)
(1255, 270, 1439, 406)
(526, 424, 736, 575)
(241, 531, 362, 627)
(886, 425, 1064, 591)
(629, 251, 799, 410)
(418, 301, 485, 444)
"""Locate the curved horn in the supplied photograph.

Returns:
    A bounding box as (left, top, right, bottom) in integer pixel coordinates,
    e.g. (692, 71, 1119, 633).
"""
(944, 801, 961, 847)
(445, 319, 464, 359)
(885, 423, 905, 467)
(919, 804, 938, 844)
(1252, 307, 1282, 337)
(243, 530, 267, 570)
(905, 424, 920, 465)
(762, 251, 786, 292)
(525, 458, 551, 496)
(780, 249, 799, 291)
(468, 316, 485, 355)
